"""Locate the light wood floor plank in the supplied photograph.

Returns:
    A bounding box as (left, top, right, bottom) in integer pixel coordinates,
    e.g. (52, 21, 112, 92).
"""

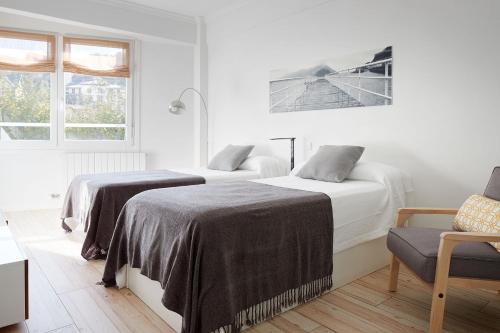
(320, 292, 425, 333)
(482, 300, 500, 318)
(337, 282, 391, 306)
(47, 325, 79, 333)
(378, 267, 490, 310)
(252, 322, 287, 333)
(27, 238, 103, 295)
(24, 256, 74, 333)
(378, 296, 497, 333)
(3, 210, 500, 333)
(0, 323, 29, 333)
(294, 301, 379, 333)
(88, 285, 174, 333)
(309, 327, 335, 333)
(118, 288, 176, 333)
(280, 310, 321, 332)
(59, 288, 123, 333)
(268, 315, 308, 333)
(375, 269, 500, 330)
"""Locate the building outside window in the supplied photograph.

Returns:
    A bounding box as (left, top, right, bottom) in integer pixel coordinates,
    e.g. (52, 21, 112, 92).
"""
(0, 29, 133, 146)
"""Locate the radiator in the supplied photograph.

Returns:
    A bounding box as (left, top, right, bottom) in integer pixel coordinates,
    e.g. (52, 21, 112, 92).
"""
(65, 152, 146, 188)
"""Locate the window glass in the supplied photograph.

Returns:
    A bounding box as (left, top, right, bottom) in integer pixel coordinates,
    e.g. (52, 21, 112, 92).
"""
(64, 73, 126, 141)
(0, 71, 51, 141)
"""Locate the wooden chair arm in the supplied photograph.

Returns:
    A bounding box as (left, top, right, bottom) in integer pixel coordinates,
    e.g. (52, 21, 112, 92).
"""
(441, 231, 500, 243)
(398, 208, 459, 215)
(435, 232, 500, 282)
(395, 208, 459, 227)
(435, 231, 500, 288)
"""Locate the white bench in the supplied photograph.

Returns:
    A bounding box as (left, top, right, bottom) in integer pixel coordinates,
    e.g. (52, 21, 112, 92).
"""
(0, 214, 28, 328)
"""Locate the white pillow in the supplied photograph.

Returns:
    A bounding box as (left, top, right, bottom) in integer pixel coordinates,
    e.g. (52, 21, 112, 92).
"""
(292, 159, 412, 187)
(239, 156, 288, 178)
(348, 161, 412, 188)
(290, 161, 307, 176)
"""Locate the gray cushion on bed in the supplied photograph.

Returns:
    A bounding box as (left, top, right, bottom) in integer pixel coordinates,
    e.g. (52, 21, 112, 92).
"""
(297, 145, 365, 183)
(387, 227, 500, 283)
(208, 145, 254, 171)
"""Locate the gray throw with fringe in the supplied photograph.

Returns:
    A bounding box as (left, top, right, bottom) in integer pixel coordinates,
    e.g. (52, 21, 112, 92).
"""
(102, 181, 333, 333)
(61, 170, 205, 260)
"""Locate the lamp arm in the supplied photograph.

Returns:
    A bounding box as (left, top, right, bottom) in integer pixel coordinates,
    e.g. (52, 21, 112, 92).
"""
(269, 137, 296, 170)
(177, 88, 208, 116)
(176, 87, 209, 166)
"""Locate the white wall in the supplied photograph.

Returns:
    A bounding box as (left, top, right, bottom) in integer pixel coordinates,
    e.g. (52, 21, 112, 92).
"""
(207, 0, 500, 217)
(0, 12, 196, 211)
(141, 41, 195, 169)
(0, 0, 197, 44)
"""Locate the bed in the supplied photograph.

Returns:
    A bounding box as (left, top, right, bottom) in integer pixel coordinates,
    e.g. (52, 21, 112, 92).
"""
(102, 161, 413, 333)
(61, 155, 286, 260)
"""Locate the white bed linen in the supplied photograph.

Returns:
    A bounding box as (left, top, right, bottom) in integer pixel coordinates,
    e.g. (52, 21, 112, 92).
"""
(173, 156, 288, 183)
(238, 156, 288, 178)
(69, 168, 263, 231)
(71, 156, 286, 229)
(253, 173, 412, 253)
(173, 168, 262, 183)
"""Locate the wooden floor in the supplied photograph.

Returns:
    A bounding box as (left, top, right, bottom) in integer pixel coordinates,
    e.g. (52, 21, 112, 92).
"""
(1, 210, 499, 333)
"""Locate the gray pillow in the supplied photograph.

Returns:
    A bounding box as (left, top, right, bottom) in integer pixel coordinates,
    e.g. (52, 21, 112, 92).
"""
(297, 145, 365, 182)
(208, 145, 255, 171)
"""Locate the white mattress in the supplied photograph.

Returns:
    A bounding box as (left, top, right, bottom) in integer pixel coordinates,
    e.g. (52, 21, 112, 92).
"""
(173, 168, 262, 183)
(254, 175, 410, 253)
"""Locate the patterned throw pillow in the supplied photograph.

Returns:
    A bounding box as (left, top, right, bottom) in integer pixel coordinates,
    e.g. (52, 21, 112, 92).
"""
(453, 194, 500, 251)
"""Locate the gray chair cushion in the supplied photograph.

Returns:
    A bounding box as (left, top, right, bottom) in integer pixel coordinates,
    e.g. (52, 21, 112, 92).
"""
(387, 227, 500, 283)
(297, 145, 364, 183)
(208, 145, 254, 171)
(484, 167, 500, 201)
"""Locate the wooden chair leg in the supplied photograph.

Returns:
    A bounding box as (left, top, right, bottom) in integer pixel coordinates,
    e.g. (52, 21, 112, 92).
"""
(428, 238, 457, 333)
(388, 255, 400, 292)
(429, 282, 448, 333)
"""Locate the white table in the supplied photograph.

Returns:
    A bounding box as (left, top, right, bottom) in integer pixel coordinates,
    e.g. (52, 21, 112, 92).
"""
(0, 216, 28, 328)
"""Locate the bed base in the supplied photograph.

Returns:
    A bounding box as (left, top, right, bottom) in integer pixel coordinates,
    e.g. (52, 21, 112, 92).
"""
(117, 235, 390, 332)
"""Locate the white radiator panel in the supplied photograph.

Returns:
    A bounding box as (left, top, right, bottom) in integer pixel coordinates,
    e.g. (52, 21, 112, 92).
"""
(65, 152, 146, 187)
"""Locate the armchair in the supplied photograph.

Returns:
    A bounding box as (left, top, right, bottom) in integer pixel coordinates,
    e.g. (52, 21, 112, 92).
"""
(387, 167, 500, 333)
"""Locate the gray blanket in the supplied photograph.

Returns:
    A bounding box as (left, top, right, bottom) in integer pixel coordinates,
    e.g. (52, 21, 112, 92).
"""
(102, 181, 333, 333)
(61, 170, 205, 259)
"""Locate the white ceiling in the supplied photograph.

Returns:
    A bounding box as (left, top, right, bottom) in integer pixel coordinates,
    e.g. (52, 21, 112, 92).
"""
(119, 0, 241, 17)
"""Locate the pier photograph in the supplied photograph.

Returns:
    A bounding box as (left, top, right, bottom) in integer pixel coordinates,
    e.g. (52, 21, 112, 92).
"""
(270, 46, 393, 113)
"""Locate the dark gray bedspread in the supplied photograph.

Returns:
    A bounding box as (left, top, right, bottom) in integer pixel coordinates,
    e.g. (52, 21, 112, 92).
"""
(61, 170, 205, 259)
(102, 181, 333, 333)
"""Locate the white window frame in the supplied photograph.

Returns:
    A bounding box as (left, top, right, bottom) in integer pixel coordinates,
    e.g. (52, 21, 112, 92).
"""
(0, 30, 137, 151)
(0, 70, 58, 150)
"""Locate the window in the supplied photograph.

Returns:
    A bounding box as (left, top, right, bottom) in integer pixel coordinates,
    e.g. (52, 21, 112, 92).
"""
(63, 37, 130, 141)
(0, 30, 55, 142)
(0, 29, 133, 146)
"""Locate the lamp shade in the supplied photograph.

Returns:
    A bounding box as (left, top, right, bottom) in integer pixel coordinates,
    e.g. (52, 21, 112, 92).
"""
(169, 99, 185, 114)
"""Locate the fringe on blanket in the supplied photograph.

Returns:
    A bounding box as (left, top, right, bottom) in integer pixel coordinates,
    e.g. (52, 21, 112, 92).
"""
(211, 275, 333, 333)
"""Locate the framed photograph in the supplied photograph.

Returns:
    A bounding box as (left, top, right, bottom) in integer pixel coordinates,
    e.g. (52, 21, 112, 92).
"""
(269, 46, 392, 113)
